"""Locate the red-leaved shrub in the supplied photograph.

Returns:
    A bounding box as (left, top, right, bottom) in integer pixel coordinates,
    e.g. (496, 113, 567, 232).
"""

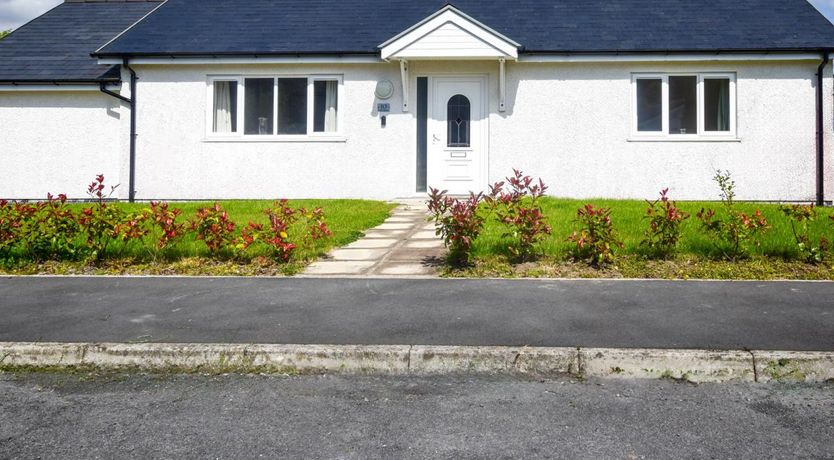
(696, 170, 769, 259)
(146, 201, 186, 249)
(486, 169, 552, 260)
(238, 200, 332, 262)
(641, 188, 690, 258)
(568, 204, 622, 266)
(192, 203, 236, 254)
(427, 189, 485, 265)
(780, 203, 828, 263)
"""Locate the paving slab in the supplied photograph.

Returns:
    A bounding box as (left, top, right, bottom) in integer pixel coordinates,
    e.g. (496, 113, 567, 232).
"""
(303, 261, 375, 275)
(305, 202, 445, 277)
(344, 239, 399, 249)
(375, 223, 414, 230)
(361, 229, 409, 238)
(404, 239, 444, 249)
(328, 248, 389, 261)
(377, 264, 436, 275)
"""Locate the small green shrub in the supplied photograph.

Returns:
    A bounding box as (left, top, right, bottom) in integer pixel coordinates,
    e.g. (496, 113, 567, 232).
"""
(191, 203, 236, 254)
(19, 194, 81, 260)
(77, 175, 146, 259)
(144, 201, 186, 250)
(696, 170, 770, 260)
(641, 188, 690, 258)
(238, 200, 332, 262)
(427, 188, 485, 266)
(780, 203, 828, 263)
(568, 204, 622, 266)
(485, 169, 552, 261)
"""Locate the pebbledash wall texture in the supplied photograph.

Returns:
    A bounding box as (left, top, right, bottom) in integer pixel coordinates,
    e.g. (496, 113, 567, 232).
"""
(0, 59, 831, 201)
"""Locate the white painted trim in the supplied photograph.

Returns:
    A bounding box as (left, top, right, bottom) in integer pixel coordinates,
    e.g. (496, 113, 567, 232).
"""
(520, 53, 827, 63)
(380, 5, 519, 60)
(205, 74, 344, 140)
(0, 84, 120, 92)
(400, 60, 410, 112)
(498, 58, 506, 112)
(630, 72, 738, 140)
(97, 56, 385, 66)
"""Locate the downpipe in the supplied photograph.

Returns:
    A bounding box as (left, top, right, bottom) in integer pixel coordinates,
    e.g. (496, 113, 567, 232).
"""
(98, 58, 138, 203)
(816, 50, 830, 206)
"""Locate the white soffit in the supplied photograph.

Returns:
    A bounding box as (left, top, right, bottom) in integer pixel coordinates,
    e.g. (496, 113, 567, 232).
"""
(379, 5, 520, 60)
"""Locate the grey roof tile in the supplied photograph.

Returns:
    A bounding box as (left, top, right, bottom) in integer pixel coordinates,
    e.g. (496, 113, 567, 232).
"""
(95, 0, 834, 56)
(0, 1, 162, 82)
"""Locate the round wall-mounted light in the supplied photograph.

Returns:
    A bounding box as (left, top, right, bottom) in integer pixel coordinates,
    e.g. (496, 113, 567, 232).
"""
(375, 80, 395, 100)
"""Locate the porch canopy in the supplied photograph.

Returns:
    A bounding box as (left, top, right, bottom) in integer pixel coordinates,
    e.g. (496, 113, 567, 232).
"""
(379, 5, 521, 112)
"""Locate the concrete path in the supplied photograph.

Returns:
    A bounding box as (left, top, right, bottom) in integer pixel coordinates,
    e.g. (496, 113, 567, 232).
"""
(304, 201, 445, 277)
(1, 277, 833, 351)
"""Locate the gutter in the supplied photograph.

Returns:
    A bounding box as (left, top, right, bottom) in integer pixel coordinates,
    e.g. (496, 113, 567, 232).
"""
(98, 58, 138, 203)
(816, 50, 830, 206)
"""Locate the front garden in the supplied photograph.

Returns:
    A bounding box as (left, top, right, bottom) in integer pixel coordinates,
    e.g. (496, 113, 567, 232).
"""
(0, 175, 394, 276)
(429, 170, 834, 280)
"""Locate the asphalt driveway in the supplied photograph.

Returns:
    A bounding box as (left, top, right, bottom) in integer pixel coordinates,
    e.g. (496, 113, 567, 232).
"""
(0, 277, 832, 350)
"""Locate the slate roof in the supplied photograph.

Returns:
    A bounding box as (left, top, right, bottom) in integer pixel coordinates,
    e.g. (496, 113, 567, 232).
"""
(0, 0, 162, 83)
(94, 0, 834, 57)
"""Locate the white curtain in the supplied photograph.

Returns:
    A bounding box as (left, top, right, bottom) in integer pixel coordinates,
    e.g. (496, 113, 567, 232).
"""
(324, 81, 338, 132)
(213, 81, 233, 133)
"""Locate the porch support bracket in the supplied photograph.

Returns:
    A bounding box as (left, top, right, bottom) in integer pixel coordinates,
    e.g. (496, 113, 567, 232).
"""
(400, 59, 410, 112)
(499, 58, 507, 112)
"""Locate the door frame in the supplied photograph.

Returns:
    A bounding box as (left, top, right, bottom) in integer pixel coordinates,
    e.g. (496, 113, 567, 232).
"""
(423, 73, 490, 195)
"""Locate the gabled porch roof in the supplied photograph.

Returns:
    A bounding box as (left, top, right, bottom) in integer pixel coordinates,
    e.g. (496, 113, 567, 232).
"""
(379, 5, 520, 61)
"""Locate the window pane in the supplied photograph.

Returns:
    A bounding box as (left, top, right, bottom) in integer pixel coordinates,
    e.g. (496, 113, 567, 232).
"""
(704, 78, 730, 132)
(668, 76, 697, 135)
(278, 78, 308, 135)
(447, 94, 470, 147)
(313, 80, 338, 133)
(244, 78, 274, 135)
(636, 79, 662, 132)
(213, 81, 238, 133)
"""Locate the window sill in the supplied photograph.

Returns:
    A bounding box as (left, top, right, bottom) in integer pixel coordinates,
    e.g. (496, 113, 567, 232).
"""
(202, 135, 347, 143)
(627, 136, 741, 143)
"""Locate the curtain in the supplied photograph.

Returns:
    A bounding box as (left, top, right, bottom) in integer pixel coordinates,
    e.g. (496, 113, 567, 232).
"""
(213, 81, 233, 133)
(717, 81, 729, 131)
(324, 81, 338, 132)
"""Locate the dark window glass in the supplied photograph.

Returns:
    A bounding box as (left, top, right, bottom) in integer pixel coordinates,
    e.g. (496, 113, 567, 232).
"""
(447, 94, 470, 147)
(278, 78, 308, 135)
(313, 80, 338, 133)
(636, 79, 662, 132)
(244, 78, 274, 135)
(669, 76, 698, 135)
(704, 78, 730, 132)
(212, 81, 238, 133)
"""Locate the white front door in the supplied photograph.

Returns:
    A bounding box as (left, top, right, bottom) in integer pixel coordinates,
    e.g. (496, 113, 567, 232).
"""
(428, 76, 487, 195)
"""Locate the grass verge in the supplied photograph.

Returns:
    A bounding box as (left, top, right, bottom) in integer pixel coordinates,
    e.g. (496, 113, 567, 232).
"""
(1, 199, 395, 276)
(443, 197, 834, 280)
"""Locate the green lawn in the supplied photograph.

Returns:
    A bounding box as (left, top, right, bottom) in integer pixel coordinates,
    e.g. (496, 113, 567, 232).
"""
(3, 199, 394, 275)
(453, 198, 834, 280)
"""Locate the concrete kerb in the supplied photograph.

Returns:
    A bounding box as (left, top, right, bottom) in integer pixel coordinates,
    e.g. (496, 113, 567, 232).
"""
(1, 343, 833, 382)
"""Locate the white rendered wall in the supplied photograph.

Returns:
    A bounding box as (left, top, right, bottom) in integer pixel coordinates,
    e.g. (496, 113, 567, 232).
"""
(131, 63, 412, 200)
(1, 59, 826, 201)
(0, 90, 126, 200)
(132, 59, 831, 201)
(412, 59, 831, 202)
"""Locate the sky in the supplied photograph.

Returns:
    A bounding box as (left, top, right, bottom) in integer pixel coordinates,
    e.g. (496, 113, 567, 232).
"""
(1, 0, 834, 31)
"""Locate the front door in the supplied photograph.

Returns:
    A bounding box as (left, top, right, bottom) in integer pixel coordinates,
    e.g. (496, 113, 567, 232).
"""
(428, 76, 486, 195)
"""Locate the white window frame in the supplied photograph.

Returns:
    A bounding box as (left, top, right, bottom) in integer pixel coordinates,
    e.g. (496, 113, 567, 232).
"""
(630, 72, 737, 141)
(205, 74, 345, 142)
